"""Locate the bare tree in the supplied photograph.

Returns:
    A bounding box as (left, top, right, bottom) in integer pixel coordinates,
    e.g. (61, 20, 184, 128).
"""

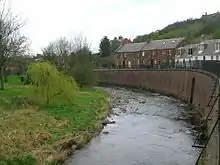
(0, 0, 29, 90)
(42, 34, 91, 72)
(41, 42, 56, 63)
(72, 34, 90, 53)
(42, 37, 74, 72)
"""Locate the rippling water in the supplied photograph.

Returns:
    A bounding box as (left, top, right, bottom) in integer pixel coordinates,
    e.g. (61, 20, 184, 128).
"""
(65, 87, 200, 165)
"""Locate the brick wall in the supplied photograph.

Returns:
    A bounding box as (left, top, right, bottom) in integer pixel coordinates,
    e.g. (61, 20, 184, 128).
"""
(96, 69, 218, 116)
(96, 69, 220, 164)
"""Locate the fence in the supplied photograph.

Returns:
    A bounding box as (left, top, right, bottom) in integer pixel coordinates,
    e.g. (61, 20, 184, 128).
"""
(194, 86, 219, 165)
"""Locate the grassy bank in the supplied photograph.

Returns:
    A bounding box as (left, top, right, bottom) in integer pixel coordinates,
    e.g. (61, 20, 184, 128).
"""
(0, 76, 110, 165)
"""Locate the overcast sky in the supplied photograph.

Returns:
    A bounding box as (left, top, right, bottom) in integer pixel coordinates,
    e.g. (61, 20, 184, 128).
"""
(11, 0, 220, 54)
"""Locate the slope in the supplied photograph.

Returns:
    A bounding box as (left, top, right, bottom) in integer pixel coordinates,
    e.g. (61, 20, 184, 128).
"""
(133, 12, 220, 43)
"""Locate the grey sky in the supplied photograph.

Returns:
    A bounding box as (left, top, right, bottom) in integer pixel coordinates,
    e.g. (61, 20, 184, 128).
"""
(11, 0, 220, 54)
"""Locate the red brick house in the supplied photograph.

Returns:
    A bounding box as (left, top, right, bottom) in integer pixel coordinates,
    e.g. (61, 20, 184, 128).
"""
(115, 37, 185, 68)
(141, 38, 185, 67)
(115, 42, 147, 68)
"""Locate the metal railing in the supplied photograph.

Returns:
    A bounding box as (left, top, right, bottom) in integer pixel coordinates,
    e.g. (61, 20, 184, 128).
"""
(194, 76, 220, 165)
(192, 93, 219, 148)
(195, 117, 219, 165)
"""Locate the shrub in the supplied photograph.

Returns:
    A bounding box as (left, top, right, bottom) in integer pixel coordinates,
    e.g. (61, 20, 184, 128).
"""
(69, 52, 97, 88)
(72, 64, 97, 88)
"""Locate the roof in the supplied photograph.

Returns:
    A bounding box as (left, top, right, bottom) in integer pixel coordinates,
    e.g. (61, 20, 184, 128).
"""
(142, 38, 184, 50)
(177, 43, 199, 49)
(116, 42, 146, 53)
(194, 39, 220, 56)
(176, 39, 220, 59)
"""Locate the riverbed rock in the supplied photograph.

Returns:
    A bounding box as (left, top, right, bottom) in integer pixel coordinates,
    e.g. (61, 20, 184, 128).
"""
(101, 119, 116, 126)
(109, 120, 116, 124)
(113, 112, 120, 116)
(102, 131, 109, 134)
(101, 119, 110, 126)
(139, 101, 146, 104)
(120, 108, 127, 113)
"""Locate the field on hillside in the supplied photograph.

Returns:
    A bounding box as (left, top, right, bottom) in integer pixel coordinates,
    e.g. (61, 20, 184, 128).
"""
(0, 76, 110, 165)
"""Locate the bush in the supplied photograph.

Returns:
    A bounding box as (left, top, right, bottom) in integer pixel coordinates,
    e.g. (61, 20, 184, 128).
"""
(72, 64, 96, 88)
(69, 52, 97, 88)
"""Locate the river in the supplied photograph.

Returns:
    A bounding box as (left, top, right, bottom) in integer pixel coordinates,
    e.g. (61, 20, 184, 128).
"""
(65, 87, 200, 165)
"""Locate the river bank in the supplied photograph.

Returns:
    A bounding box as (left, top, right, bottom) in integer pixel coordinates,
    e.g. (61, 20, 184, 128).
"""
(65, 87, 201, 165)
(0, 76, 110, 165)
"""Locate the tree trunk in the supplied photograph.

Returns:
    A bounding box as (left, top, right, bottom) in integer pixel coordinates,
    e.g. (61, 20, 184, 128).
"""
(0, 66, 5, 90)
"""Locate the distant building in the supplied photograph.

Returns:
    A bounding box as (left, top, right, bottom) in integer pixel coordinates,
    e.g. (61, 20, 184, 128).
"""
(115, 42, 147, 68)
(115, 37, 185, 68)
(141, 38, 184, 68)
(175, 39, 220, 68)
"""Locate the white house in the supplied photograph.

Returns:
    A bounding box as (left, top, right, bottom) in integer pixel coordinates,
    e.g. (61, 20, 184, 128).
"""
(175, 39, 220, 68)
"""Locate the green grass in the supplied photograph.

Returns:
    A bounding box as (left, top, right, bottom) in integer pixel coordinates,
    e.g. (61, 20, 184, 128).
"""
(0, 76, 110, 165)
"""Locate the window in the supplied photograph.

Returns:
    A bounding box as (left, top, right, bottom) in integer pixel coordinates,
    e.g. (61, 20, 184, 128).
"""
(189, 59, 192, 68)
(195, 56, 198, 60)
(158, 60, 161, 65)
(156, 50, 159, 55)
(142, 60, 145, 64)
(183, 59, 186, 67)
(162, 51, 167, 55)
(177, 48, 182, 56)
(152, 51, 155, 56)
(142, 52, 145, 56)
(183, 59, 186, 64)
(137, 60, 140, 65)
(116, 61, 119, 66)
(124, 53, 126, 58)
(198, 44, 204, 53)
(211, 56, 213, 60)
(203, 56, 206, 60)
(188, 48, 193, 55)
(215, 43, 220, 52)
(169, 50, 172, 55)
(128, 61, 131, 68)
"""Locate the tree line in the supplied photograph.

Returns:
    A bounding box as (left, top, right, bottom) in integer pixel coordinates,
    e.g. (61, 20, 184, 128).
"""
(0, 0, 127, 91)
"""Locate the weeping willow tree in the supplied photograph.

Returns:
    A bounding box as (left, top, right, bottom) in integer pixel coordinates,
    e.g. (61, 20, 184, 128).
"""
(27, 61, 78, 104)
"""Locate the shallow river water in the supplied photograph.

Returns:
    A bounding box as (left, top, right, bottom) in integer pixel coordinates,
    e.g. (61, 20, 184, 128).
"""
(65, 87, 200, 165)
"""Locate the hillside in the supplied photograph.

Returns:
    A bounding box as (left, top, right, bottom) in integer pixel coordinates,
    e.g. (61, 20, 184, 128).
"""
(133, 12, 220, 44)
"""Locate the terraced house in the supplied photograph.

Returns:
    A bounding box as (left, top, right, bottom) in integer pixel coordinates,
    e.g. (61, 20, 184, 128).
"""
(115, 42, 147, 68)
(141, 38, 184, 68)
(115, 37, 185, 68)
(175, 39, 220, 68)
